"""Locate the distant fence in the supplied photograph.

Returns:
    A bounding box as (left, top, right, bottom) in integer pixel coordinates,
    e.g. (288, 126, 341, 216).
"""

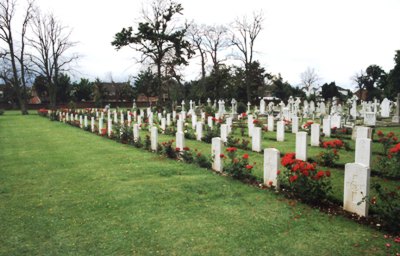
(0, 101, 152, 110)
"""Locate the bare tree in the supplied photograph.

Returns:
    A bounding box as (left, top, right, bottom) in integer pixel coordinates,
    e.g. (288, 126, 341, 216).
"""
(202, 24, 230, 71)
(186, 22, 207, 79)
(29, 11, 78, 109)
(231, 11, 264, 67)
(231, 11, 264, 101)
(0, 0, 34, 114)
(300, 67, 320, 97)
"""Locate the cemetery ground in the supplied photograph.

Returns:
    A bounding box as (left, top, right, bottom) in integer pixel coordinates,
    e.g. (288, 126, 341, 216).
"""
(1, 111, 400, 255)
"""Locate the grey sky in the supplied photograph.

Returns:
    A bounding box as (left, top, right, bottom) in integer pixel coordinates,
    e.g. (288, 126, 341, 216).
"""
(35, 0, 400, 89)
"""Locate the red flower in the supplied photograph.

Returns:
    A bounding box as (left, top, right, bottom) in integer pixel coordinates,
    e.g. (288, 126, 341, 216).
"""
(302, 170, 309, 177)
(394, 237, 400, 243)
(289, 175, 298, 183)
(197, 153, 202, 157)
(245, 164, 253, 170)
(242, 153, 249, 159)
(316, 171, 325, 178)
(253, 119, 259, 124)
(277, 170, 281, 175)
(219, 153, 225, 158)
(268, 181, 273, 186)
(377, 130, 384, 136)
(388, 132, 394, 138)
(385, 243, 391, 248)
(183, 147, 190, 151)
(325, 170, 331, 177)
(175, 147, 181, 152)
(226, 147, 238, 153)
(281, 153, 296, 167)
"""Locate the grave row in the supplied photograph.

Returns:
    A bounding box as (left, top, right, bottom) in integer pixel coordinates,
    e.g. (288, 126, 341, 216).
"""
(54, 108, 375, 218)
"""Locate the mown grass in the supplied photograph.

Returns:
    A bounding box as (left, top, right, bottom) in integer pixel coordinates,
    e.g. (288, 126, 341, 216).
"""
(0, 111, 399, 255)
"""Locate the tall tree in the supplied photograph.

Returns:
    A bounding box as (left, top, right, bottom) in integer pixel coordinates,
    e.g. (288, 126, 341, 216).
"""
(112, 0, 194, 103)
(385, 50, 400, 99)
(0, 0, 34, 114)
(186, 23, 207, 79)
(29, 11, 78, 109)
(202, 24, 230, 71)
(231, 11, 264, 101)
(353, 64, 385, 100)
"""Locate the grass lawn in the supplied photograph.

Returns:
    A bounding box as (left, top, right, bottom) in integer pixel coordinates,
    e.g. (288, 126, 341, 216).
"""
(0, 111, 399, 255)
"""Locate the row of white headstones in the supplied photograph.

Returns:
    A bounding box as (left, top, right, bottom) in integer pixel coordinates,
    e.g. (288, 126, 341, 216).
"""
(57, 110, 373, 218)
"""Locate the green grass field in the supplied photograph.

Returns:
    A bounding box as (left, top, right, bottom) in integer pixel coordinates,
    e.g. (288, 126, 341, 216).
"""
(0, 111, 399, 255)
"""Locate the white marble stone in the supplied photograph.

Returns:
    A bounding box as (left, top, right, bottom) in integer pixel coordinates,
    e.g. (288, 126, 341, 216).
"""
(343, 163, 370, 217)
(220, 124, 228, 143)
(161, 118, 166, 132)
(323, 117, 331, 137)
(363, 112, 376, 126)
(291, 116, 299, 133)
(264, 148, 280, 188)
(176, 131, 185, 151)
(267, 115, 274, 132)
(107, 119, 112, 137)
(276, 121, 285, 142)
(91, 117, 95, 132)
(150, 126, 158, 151)
(133, 124, 139, 142)
(252, 127, 262, 152)
(310, 123, 320, 147)
(196, 122, 203, 141)
(355, 138, 371, 167)
(211, 137, 223, 172)
(295, 132, 308, 161)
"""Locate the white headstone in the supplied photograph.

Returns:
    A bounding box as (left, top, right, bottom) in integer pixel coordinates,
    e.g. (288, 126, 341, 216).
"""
(91, 117, 95, 132)
(107, 119, 112, 137)
(353, 126, 372, 140)
(98, 118, 103, 134)
(296, 132, 308, 161)
(161, 118, 166, 132)
(264, 148, 280, 188)
(172, 111, 176, 122)
(212, 137, 223, 172)
(220, 124, 228, 143)
(84, 115, 88, 128)
(291, 116, 299, 133)
(267, 115, 274, 132)
(380, 98, 390, 118)
(355, 138, 371, 167)
(252, 127, 262, 152)
(323, 117, 331, 137)
(191, 114, 197, 128)
(343, 163, 370, 217)
(196, 121, 203, 141)
(310, 123, 320, 147)
(207, 116, 213, 128)
(177, 120, 183, 133)
(363, 112, 376, 126)
(226, 117, 233, 133)
(276, 121, 285, 142)
(331, 114, 341, 128)
(79, 115, 83, 128)
(176, 131, 185, 151)
(133, 123, 139, 142)
(166, 113, 171, 126)
(150, 126, 158, 151)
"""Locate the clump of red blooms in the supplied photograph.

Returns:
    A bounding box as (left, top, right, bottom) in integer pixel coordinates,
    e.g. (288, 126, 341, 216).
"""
(388, 143, 400, 159)
(281, 153, 331, 182)
(322, 139, 344, 149)
(303, 121, 313, 129)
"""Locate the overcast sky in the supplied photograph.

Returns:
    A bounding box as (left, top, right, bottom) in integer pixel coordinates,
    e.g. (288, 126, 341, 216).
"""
(34, 0, 400, 90)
